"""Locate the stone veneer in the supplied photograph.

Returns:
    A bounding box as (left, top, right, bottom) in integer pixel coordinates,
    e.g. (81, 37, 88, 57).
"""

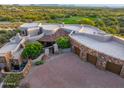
(2, 59, 32, 77)
(70, 38, 124, 78)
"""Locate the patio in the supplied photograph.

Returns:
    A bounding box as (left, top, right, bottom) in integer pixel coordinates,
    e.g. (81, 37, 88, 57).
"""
(21, 52, 124, 88)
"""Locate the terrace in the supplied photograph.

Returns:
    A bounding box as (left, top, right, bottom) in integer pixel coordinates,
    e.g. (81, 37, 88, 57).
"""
(20, 23, 39, 29)
(0, 33, 23, 54)
(70, 33, 124, 60)
(0, 43, 18, 54)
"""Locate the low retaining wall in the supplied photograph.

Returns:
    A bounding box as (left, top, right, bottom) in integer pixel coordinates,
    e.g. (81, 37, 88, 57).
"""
(70, 38, 124, 77)
(32, 53, 44, 63)
(2, 60, 32, 77)
(60, 48, 71, 53)
(27, 33, 44, 42)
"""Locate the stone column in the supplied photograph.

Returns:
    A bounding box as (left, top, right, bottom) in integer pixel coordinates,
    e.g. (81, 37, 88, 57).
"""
(80, 49, 83, 58)
(96, 56, 106, 70)
(79, 48, 83, 58)
(53, 44, 59, 54)
(71, 46, 75, 53)
(44, 48, 49, 56)
(81, 52, 87, 62)
(120, 65, 124, 78)
(42, 48, 49, 61)
(6, 62, 11, 71)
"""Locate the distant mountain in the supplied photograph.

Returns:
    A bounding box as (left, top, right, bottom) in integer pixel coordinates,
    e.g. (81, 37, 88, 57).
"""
(73, 4, 124, 8)
(14, 4, 59, 7)
(12, 4, 124, 8)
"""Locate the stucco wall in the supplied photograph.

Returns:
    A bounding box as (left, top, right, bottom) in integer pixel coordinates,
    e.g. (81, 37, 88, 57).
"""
(27, 33, 44, 42)
(112, 36, 124, 45)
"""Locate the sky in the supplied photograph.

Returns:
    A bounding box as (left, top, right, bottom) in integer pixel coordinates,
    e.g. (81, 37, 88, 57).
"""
(0, 0, 124, 4)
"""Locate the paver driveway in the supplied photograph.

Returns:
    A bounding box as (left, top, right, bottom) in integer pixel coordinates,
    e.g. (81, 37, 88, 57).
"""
(21, 52, 124, 88)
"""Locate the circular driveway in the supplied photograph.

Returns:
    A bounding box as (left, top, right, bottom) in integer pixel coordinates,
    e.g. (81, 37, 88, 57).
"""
(21, 52, 124, 88)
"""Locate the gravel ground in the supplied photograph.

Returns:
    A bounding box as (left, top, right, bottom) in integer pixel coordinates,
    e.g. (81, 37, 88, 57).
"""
(21, 52, 124, 88)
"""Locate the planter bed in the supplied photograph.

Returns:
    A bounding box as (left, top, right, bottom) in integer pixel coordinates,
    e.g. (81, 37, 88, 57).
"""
(2, 60, 32, 78)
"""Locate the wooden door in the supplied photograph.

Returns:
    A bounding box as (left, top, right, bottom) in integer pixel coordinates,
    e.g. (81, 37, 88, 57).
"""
(106, 62, 122, 75)
(74, 46, 80, 56)
(87, 54, 97, 65)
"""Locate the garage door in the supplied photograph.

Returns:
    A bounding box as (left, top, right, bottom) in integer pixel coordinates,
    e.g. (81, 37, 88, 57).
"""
(87, 54, 97, 65)
(106, 62, 122, 75)
(74, 46, 80, 56)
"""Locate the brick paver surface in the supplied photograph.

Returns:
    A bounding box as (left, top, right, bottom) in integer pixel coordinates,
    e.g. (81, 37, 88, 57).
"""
(21, 52, 124, 88)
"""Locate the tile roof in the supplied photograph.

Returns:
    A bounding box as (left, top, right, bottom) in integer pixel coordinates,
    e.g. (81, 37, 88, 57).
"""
(39, 29, 69, 42)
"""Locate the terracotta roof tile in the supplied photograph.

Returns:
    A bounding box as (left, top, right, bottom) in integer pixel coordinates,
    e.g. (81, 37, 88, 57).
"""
(39, 29, 69, 42)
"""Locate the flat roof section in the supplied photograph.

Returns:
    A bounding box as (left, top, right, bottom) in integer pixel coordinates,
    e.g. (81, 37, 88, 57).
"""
(20, 23, 82, 32)
(13, 48, 23, 59)
(62, 25, 82, 32)
(20, 23, 39, 29)
(81, 26, 105, 34)
(70, 34, 124, 60)
(41, 24, 60, 31)
(0, 42, 18, 54)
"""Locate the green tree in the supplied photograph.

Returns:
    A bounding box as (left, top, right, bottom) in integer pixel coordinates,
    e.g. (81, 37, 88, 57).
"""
(95, 19, 105, 27)
(22, 41, 44, 59)
(56, 36, 70, 49)
(107, 27, 117, 34)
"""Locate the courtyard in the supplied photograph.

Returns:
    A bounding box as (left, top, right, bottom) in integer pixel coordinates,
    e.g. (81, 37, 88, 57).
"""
(21, 52, 124, 88)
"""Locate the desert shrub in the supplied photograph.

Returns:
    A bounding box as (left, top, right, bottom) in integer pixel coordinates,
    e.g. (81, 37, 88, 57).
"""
(56, 36, 70, 49)
(107, 27, 118, 34)
(3, 74, 23, 88)
(0, 30, 16, 46)
(35, 61, 44, 65)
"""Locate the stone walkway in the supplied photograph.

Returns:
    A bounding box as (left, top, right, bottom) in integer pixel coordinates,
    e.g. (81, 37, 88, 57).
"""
(21, 52, 124, 88)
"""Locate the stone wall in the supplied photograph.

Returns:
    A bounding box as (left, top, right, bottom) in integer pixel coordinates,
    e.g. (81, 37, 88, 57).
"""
(2, 60, 32, 77)
(70, 38, 124, 77)
(32, 53, 44, 63)
(22, 59, 32, 77)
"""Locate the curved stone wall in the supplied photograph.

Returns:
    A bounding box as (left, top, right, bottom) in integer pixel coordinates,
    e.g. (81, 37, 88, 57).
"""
(70, 37, 124, 77)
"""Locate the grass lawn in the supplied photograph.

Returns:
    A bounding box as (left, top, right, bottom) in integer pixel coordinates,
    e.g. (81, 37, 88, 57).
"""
(64, 16, 98, 24)
(48, 16, 98, 24)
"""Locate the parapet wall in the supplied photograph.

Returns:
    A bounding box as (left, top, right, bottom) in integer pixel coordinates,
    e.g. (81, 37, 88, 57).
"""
(76, 33, 112, 42)
(112, 36, 124, 45)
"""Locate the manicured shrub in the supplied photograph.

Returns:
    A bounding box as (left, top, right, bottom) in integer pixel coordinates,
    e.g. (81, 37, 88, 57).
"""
(35, 61, 44, 65)
(56, 36, 70, 49)
(22, 41, 44, 59)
